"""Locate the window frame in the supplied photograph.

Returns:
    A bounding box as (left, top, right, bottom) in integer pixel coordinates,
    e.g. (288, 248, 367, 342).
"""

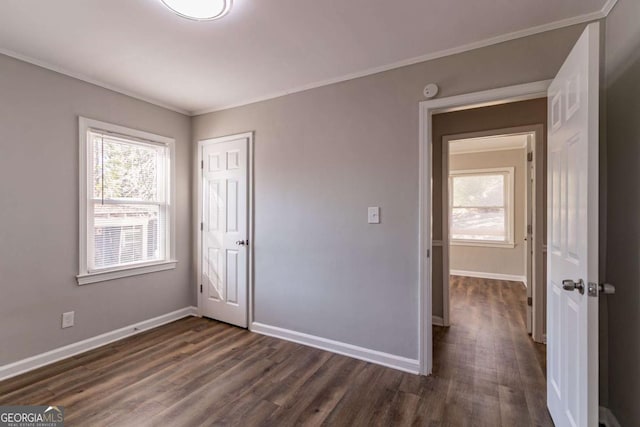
(77, 117, 177, 285)
(449, 167, 515, 248)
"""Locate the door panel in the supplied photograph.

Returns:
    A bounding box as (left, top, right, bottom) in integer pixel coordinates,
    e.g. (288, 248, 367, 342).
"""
(546, 23, 599, 427)
(201, 135, 250, 328)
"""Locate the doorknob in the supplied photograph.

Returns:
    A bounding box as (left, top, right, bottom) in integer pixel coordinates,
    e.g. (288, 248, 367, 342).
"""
(587, 282, 616, 297)
(235, 240, 248, 246)
(562, 279, 585, 294)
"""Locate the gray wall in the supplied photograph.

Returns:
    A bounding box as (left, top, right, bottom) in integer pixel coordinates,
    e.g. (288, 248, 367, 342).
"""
(604, 0, 640, 424)
(449, 149, 527, 277)
(0, 54, 194, 365)
(193, 25, 584, 359)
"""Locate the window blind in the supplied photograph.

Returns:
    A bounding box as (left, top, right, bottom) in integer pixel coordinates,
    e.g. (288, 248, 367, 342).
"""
(87, 130, 170, 272)
(450, 172, 510, 242)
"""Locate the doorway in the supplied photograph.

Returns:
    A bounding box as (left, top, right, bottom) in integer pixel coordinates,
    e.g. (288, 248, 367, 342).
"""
(441, 128, 545, 344)
(197, 132, 254, 328)
(419, 89, 551, 376)
(428, 107, 551, 425)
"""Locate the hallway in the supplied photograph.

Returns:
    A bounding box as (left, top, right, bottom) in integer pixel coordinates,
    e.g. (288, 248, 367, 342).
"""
(431, 275, 551, 425)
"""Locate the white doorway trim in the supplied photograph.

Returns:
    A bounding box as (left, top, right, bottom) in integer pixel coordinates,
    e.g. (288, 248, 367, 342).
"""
(418, 80, 550, 375)
(196, 132, 255, 327)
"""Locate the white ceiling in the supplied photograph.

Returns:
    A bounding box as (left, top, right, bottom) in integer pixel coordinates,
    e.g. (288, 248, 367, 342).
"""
(0, 0, 611, 115)
(450, 134, 529, 154)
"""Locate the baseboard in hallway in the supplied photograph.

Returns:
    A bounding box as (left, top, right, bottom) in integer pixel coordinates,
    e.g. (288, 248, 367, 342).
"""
(450, 269, 527, 286)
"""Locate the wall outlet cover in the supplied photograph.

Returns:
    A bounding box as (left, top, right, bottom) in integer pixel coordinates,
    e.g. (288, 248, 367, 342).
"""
(62, 311, 75, 329)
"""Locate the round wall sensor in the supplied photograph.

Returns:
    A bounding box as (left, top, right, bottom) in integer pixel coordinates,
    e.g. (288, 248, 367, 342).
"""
(423, 83, 439, 99)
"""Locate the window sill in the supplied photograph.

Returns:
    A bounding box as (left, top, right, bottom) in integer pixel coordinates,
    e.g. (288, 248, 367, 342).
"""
(77, 260, 178, 285)
(450, 241, 515, 249)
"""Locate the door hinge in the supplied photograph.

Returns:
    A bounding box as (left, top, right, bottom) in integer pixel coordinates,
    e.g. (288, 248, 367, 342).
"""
(200, 222, 204, 231)
(200, 284, 203, 293)
(427, 249, 430, 258)
(527, 297, 533, 306)
(527, 224, 532, 234)
(527, 152, 533, 162)
(201, 160, 204, 169)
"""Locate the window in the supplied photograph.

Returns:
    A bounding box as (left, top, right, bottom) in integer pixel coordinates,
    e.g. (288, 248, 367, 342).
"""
(78, 118, 176, 285)
(449, 167, 514, 247)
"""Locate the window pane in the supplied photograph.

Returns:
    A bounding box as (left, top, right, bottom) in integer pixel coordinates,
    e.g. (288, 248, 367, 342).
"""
(451, 207, 505, 241)
(452, 174, 504, 207)
(92, 136, 160, 201)
(92, 135, 104, 200)
(93, 203, 164, 269)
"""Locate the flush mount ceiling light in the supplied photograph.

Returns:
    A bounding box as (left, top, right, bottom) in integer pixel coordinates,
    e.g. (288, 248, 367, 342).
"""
(160, 0, 232, 21)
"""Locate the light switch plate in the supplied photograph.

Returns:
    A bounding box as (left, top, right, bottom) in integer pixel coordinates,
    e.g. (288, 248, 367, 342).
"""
(62, 311, 75, 329)
(368, 207, 380, 224)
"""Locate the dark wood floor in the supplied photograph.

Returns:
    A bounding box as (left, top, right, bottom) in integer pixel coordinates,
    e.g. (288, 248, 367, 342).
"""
(0, 276, 551, 426)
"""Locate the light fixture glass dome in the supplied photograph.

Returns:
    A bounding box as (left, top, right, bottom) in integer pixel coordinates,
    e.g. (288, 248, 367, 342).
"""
(160, 0, 232, 21)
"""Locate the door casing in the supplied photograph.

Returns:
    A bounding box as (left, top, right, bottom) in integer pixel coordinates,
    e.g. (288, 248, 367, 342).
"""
(418, 80, 551, 374)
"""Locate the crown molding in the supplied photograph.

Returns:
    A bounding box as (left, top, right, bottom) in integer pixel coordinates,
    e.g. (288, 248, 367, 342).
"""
(193, 7, 610, 115)
(600, 0, 619, 17)
(0, 48, 191, 116)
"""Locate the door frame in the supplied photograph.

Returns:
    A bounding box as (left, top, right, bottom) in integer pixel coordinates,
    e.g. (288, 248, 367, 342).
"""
(440, 125, 545, 344)
(418, 81, 550, 374)
(196, 132, 255, 326)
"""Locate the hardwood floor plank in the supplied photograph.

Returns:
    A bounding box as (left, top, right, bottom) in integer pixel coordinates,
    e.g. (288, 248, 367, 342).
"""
(409, 376, 449, 426)
(323, 364, 404, 427)
(64, 329, 262, 423)
(498, 384, 532, 427)
(384, 390, 421, 427)
(264, 354, 364, 425)
(285, 358, 367, 426)
(145, 349, 275, 426)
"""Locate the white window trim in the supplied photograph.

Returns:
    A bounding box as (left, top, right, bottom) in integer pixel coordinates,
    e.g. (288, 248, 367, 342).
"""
(449, 167, 515, 249)
(77, 117, 177, 285)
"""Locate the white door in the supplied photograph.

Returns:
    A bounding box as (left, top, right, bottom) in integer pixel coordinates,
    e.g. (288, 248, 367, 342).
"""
(547, 23, 599, 427)
(200, 133, 251, 328)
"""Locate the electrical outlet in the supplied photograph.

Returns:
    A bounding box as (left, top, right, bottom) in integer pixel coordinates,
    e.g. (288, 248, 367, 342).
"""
(62, 311, 75, 329)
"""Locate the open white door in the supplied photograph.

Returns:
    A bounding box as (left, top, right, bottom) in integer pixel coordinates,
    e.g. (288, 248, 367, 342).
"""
(547, 23, 599, 427)
(199, 133, 251, 328)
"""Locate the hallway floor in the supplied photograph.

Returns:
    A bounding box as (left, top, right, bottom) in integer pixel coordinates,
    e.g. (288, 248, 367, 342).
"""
(431, 275, 552, 426)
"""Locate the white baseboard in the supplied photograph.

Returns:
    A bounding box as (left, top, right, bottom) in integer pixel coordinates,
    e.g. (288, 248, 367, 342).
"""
(0, 306, 198, 382)
(432, 316, 445, 327)
(450, 269, 526, 284)
(599, 406, 621, 427)
(250, 322, 420, 374)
